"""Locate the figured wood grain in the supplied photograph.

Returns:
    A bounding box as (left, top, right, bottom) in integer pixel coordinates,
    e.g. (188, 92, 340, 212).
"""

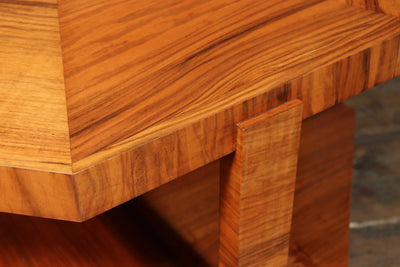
(288, 104, 354, 266)
(56, 0, 400, 171)
(341, 0, 400, 16)
(1, 0, 400, 221)
(219, 100, 303, 266)
(0, 166, 80, 221)
(1, 35, 398, 221)
(292, 36, 400, 117)
(72, 116, 233, 220)
(132, 104, 355, 267)
(0, 104, 355, 265)
(70, 36, 400, 221)
(0, 0, 71, 172)
(69, 27, 400, 172)
(340, 0, 400, 73)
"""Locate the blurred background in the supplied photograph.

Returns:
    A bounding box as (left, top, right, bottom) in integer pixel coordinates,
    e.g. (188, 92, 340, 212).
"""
(345, 76, 400, 266)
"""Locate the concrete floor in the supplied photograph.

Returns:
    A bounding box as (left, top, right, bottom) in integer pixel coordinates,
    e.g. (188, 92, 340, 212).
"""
(345, 76, 400, 267)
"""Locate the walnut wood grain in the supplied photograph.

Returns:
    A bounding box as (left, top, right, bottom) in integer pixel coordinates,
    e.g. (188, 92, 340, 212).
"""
(70, 31, 400, 171)
(337, 0, 400, 78)
(294, 36, 400, 116)
(1, 0, 400, 220)
(0, 166, 80, 221)
(219, 100, 303, 266)
(289, 104, 354, 266)
(134, 104, 355, 267)
(1, 37, 398, 221)
(0, 119, 354, 266)
(0, 0, 71, 173)
(58, 0, 400, 171)
(71, 36, 400, 221)
(341, 0, 400, 16)
(70, 36, 400, 221)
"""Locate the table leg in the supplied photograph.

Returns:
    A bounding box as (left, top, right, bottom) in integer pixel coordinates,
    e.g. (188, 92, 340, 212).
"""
(289, 104, 355, 266)
(219, 100, 303, 266)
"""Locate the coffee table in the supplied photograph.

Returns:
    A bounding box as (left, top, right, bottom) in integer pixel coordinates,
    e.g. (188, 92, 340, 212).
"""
(1, 0, 399, 265)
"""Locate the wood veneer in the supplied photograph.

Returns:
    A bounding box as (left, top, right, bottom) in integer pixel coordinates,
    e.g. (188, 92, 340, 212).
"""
(136, 103, 356, 266)
(62, 1, 400, 171)
(219, 100, 302, 266)
(289, 104, 354, 266)
(341, 0, 400, 16)
(0, 0, 70, 173)
(1, 0, 399, 220)
(0, 103, 355, 266)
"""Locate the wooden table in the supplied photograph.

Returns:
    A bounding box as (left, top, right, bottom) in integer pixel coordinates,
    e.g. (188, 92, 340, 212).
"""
(0, 0, 399, 266)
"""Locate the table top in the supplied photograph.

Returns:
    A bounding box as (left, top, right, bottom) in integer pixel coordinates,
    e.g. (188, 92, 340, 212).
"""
(1, 0, 399, 220)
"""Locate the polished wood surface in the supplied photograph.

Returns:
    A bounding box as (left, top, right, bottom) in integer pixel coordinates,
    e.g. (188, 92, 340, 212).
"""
(294, 36, 400, 116)
(0, 0, 70, 173)
(70, 35, 400, 221)
(0, 1, 395, 264)
(3, 35, 396, 222)
(219, 100, 302, 266)
(61, 1, 400, 171)
(341, 0, 400, 16)
(1, 0, 400, 220)
(133, 104, 355, 266)
(289, 104, 354, 266)
(3, 0, 399, 171)
(0, 166, 80, 221)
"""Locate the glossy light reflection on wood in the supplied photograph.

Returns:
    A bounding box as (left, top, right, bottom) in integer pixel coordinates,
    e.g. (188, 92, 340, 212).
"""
(70, 36, 400, 221)
(0, 1, 71, 173)
(340, 0, 400, 73)
(133, 104, 356, 267)
(1, 0, 400, 221)
(0, 166, 79, 221)
(219, 100, 303, 266)
(61, 0, 400, 170)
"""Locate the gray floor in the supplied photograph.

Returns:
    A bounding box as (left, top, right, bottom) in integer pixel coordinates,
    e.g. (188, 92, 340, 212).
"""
(345, 76, 400, 267)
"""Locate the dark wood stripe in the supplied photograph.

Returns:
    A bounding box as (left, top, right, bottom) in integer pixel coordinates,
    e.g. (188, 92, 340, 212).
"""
(0, 0, 57, 9)
(182, 0, 324, 64)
